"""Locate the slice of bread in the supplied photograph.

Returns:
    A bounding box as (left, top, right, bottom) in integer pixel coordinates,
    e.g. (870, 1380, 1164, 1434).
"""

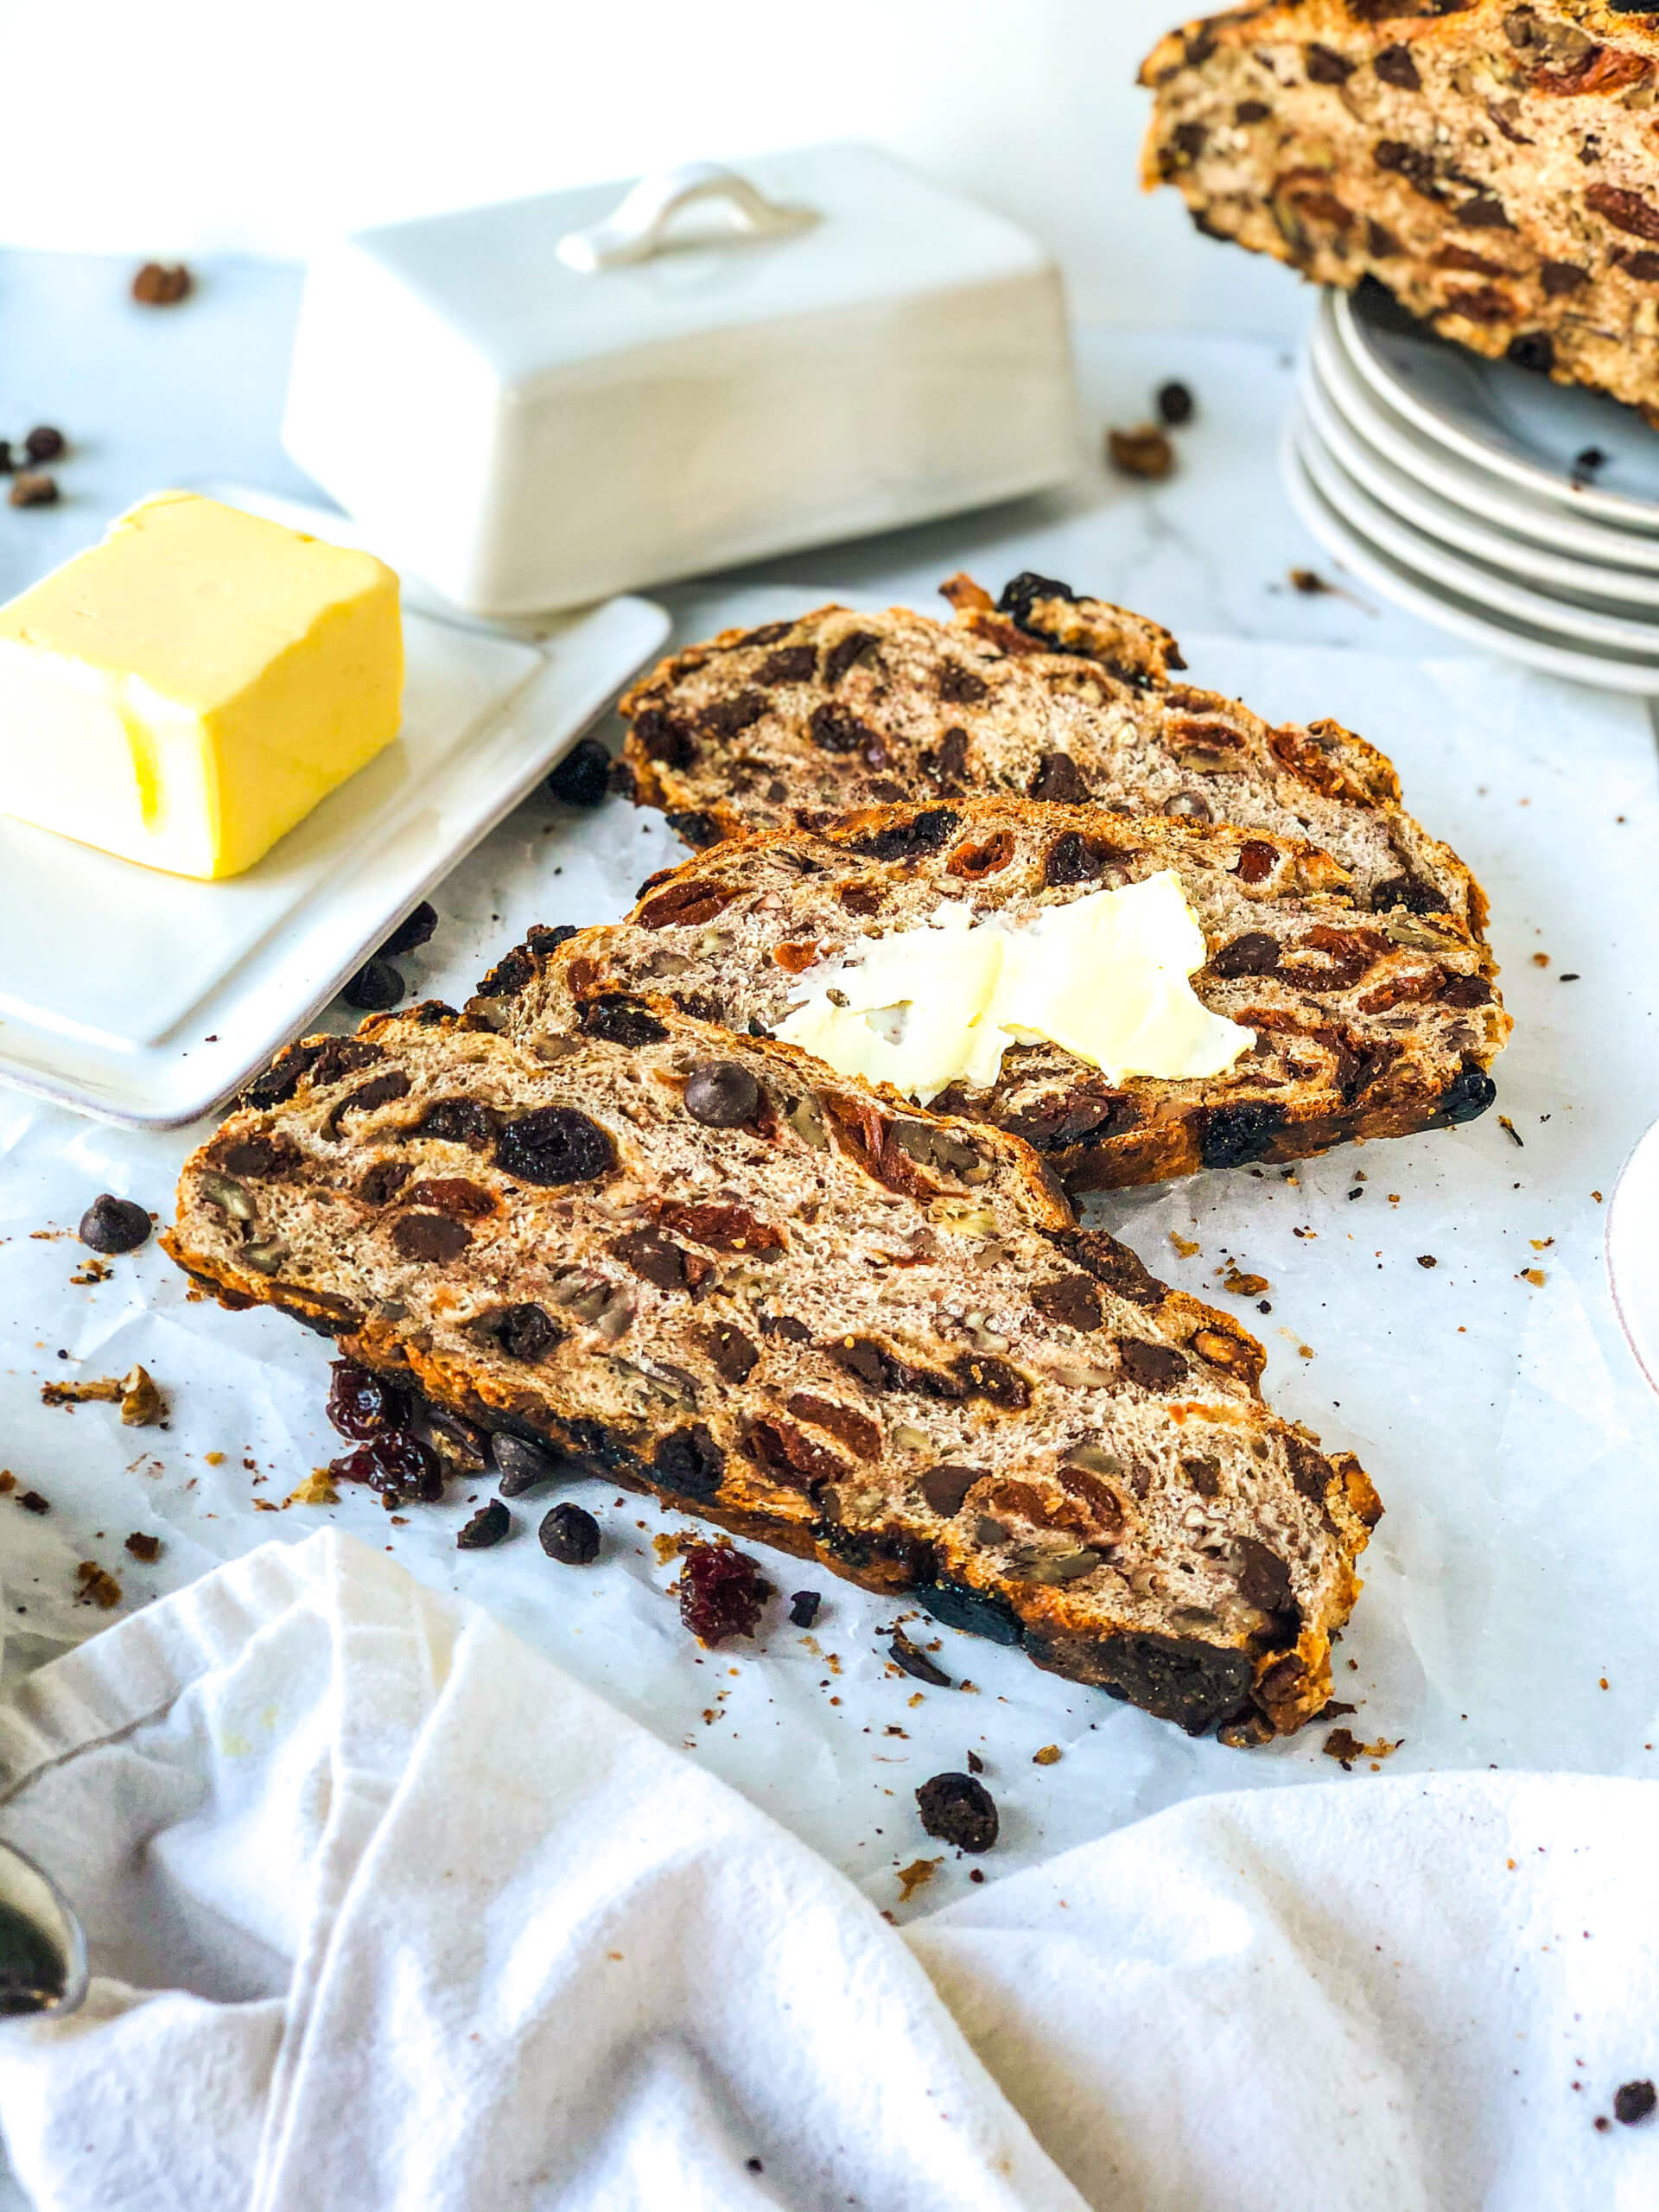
(468, 799, 1507, 1191)
(618, 571, 1485, 930)
(1141, 3, 1659, 417)
(165, 1001, 1379, 1743)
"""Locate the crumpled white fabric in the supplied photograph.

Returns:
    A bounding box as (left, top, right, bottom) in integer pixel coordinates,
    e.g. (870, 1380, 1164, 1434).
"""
(0, 1533, 1655, 2212)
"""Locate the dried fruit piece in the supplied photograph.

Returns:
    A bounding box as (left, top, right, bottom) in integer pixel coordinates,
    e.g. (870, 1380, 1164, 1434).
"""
(124, 1531, 162, 1562)
(78, 1193, 151, 1254)
(1107, 423, 1175, 480)
(331, 1432, 443, 1503)
(679, 1542, 764, 1643)
(1614, 2080, 1656, 2126)
(327, 1361, 410, 1440)
(496, 1106, 615, 1185)
(132, 261, 193, 305)
(916, 1770, 999, 1853)
(1156, 378, 1195, 425)
(546, 736, 611, 807)
(456, 1499, 511, 1549)
(788, 1589, 821, 1628)
(540, 1500, 601, 1564)
(22, 426, 64, 462)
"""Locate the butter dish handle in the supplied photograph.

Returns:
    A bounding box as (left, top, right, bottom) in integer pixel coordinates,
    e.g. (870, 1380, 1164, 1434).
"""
(556, 162, 817, 272)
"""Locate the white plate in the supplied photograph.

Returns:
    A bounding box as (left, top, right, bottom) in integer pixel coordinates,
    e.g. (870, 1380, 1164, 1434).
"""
(1300, 361, 1659, 613)
(0, 514, 669, 1128)
(1607, 1118, 1659, 1403)
(1294, 408, 1659, 653)
(1334, 284, 1659, 530)
(1310, 308, 1659, 575)
(1281, 427, 1659, 693)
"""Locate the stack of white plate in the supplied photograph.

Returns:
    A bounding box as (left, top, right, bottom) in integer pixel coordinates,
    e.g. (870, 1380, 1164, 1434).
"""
(1286, 283, 1659, 691)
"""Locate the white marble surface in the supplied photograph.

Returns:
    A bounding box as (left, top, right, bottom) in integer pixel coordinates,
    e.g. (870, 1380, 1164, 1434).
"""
(3, 253, 1659, 2209)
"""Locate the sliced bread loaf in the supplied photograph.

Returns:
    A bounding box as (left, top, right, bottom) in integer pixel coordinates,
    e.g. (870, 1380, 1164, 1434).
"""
(165, 1001, 1379, 1742)
(468, 799, 1507, 1190)
(618, 571, 1485, 929)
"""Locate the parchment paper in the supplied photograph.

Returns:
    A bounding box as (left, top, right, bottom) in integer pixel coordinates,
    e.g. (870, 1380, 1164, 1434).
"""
(3, 595, 1656, 1927)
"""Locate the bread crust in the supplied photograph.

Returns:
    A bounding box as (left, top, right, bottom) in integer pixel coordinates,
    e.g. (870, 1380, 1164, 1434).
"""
(165, 1001, 1379, 1743)
(1142, 3, 1659, 416)
(470, 798, 1507, 1192)
(616, 574, 1487, 934)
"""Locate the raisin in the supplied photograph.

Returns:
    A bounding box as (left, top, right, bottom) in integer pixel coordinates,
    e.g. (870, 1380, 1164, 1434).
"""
(133, 260, 192, 305)
(546, 737, 612, 805)
(341, 957, 404, 1011)
(78, 1194, 151, 1254)
(327, 1361, 410, 1440)
(579, 995, 668, 1047)
(788, 1590, 822, 1628)
(1156, 378, 1195, 425)
(1541, 258, 1589, 296)
(635, 878, 738, 930)
(332, 1432, 443, 1502)
(1236, 839, 1279, 885)
(679, 1544, 765, 1643)
(808, 701, 881, 756)
(703, 1324, 760, 1382)
(699, 690, 767, 737)
(921, 1467, 981, 1521)
(937, 658, 988, 704)
(735, 620, 791, 648)
(786, 1392, 882, 1461)
(496, 1106, 615, 1185)
(1372, 872, 1444, 917)
(850, 809, 960, 862)
(1028, 751, 1085, 803)
(916, 1771, 999, 1853)
(822, 629, 878, 686)
(1436, 1065, 1497, 1124)
(403, 1176, 495, 1218)
(889, 1630, 951, 1687)
(635, 709, 698, 770)
(1211, 931, 1281, 980)
(683, 1060, 761, 1128)
(333, 1071, 410, 1128)
(379, 901, 438, 958)
(1587, 180, 1659, 243)
(1506, 331, 1554, 373)
(417, 1097, 497, 1147)
(540, 1502, 601, 1565)
(456, 1499, 511, 1549)
(1033, 1275, 1103, 1332)
(747, 1418, 848, 1491)
(658, 1201, 783, 1255)
(23, 426, 64, 462)
(652, 1425, 723, 1500)
(758, 645, 817, 684)
(1118, 1338, 1187, 1391)
(1374, 41, 1420, 88)
(390, 1211, 472, 1262)
(1306, 41, 1353, 81)
(613, 1228, 687, 1292)
(1198, 1102, 1284, 1169)
(1614, 2081, 1656, 2126)
(1044, 830, 1108, 886)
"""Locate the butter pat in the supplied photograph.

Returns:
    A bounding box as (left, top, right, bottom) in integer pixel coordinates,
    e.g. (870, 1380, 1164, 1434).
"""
(0, 492, 403, 878)
(777, 873, 1255, 1102)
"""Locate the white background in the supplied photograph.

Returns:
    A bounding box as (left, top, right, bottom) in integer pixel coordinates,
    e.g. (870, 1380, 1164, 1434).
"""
(0, 0, 1300, 333)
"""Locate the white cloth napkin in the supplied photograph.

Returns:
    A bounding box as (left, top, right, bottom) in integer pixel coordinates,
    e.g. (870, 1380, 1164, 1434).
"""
(0, 1534, 1655, 2212)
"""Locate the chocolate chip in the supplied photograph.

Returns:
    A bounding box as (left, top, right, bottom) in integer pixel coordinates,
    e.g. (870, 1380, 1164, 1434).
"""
(379, 901, 438, 958)
(9, 473, 57, 507)
(1028, 751, 1085, 803)
(1118, 1338, 1187, 1391)
(1615, 2080, 1656, 2126)
(683, 1059, 760, 1128)
(78, 1194, 151, 1254)
(889, 1630, 951, 1687)
(920, 1465, 981, 1518)
(341, 957, 404, 1011)
(390, 1211, 471, 1262)
(916, 1771, 999, 1853)
(700, 690, 767, 737)
(493, 1433, 568, 1495)
(633, 708, 697, 769)
(1234, 1535, 1294, 1615)
(496, 1106, 615, 1185)
(539, 1501, 601, 1564)
(546, 736, 611, 806)
(1436, 1065, 1496, 1126)
(22, 426, 64, 462)
(327, 1361, 410, 1440)
(665, 810, 722, 849)
(456, 1499, 510, 1549)
(1157, 379, 1195, 425)
(132, 261, 192, 305)
(788, 1589, 821, 1628)
(1373, 41, 1420, 88)
(1305, 41, 1353, 81)
(1033, 1275, 1103, 1332)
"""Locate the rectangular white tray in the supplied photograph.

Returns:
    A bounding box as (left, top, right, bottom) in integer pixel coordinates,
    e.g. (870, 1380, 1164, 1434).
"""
(0, 512, 667, 1128)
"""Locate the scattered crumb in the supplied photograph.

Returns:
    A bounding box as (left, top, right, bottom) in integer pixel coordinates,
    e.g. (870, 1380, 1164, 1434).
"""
(17, 1491, 50, 1515)
(1520, 1268, 1548, 1288)
(1107, 423, 1174, 480)
(73, 1561, 122, 1611)
(1417, 1255, 1438, 1270)
(0, 1474, 13, 1495)
(1497, 1116, 1524, 1148)
(119, 1365, 163, 1427)
(41, 1375, 122, 1409)
(1323, 1727, 1402, 1770)
(969, 1867, 985, 1885)
(1033, 1744, 1062, 1766)
(1530, 1237, 1554, 1251)
(1224, 1270, 1268, 1297)
(286, 1470, 340, 1507)
(652, 1530, 690, 1567)
(69, 1261, 111, 1287)
(896, 1857, 942, 1903)
(1532, 952, 1550, 968)
(1387, 1193, 1400, 1206)
(204, 1451, 226, 1466)
(1169, 1231, 1200, 1259)
(1289, 566, 1331, 594)
(967, 1749, 984, 1774)
(124, 1532, 162, 1562)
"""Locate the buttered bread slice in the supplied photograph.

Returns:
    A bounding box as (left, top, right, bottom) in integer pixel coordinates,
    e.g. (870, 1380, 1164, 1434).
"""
(470, 800, 1507, 1190)
(167, 1001, 1379, 1743)
(617, 570, 1485, 930)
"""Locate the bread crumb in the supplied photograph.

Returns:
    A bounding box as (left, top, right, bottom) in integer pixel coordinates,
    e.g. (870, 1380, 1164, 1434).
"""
(1531, 952, 1550, 968)
(73, 1560, 122, 1610)
(1530, 1237, 1554, 1250)
(1520, 1268, 1547, 1287)
(204, 1450, 226, 1465)
(124, 1532, 162, 1562)
(896, 1856, 941, 1902)
(1168, 1231, 1200, 1259)
(1224, 1270, 1268, 1297)
(1323, 1727, 1402, 1770)
(119, 1365, 163, 1427)
(287, 1470, 340, 1507)
(1033, 1744, 1062, 1765)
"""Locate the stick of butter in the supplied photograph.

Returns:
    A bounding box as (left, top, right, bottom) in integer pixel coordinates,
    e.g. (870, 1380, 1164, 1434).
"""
(776, 873, 1255, 1102)
(0, 492, 403, 879)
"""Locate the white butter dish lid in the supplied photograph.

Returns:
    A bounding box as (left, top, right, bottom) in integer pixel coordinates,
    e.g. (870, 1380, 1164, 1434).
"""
(283, 141, 1079, 616)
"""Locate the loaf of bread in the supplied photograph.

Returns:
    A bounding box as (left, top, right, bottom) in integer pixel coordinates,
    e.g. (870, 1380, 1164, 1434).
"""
(467, 799, 1507, 1190)
(165, 1001, 1379, 1742)
(617, 571, 1485, 929)
(1142, 3, 1659, 416)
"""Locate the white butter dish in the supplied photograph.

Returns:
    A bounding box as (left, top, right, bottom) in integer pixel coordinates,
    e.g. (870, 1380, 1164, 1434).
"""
(282, 142, 1079, 616)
